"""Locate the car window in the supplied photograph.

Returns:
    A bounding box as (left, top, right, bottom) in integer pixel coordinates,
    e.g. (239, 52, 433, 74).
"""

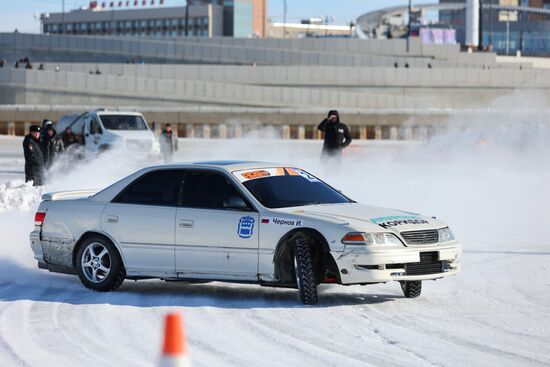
(55, 114, 79, 133)
(181, 172, 251, 210)
(235, 167, 351, 209)
(90, 118, 102, 134)
(71, 115, 87, 136)
(99, 115, 148, 131)
(113, 170, 183, 206)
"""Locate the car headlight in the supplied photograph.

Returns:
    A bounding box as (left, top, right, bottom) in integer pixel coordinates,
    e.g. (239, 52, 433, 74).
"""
(438, 227, 455, 243)
(342, 232, 403, 247)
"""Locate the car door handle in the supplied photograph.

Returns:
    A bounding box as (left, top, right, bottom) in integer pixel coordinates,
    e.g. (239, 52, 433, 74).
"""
(106, 215, 119, 223)
(179, 219, 194, 228)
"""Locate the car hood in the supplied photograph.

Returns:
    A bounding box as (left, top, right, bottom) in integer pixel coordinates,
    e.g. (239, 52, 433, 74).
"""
(275, 203, 447, 233)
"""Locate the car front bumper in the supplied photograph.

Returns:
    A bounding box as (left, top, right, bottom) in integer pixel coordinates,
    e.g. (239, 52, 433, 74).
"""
(331, 242, 462, 285)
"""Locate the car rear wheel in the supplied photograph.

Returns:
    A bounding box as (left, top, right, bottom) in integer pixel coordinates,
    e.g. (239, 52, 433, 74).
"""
(293, 238, 318, 305)
(76, 236, 125, 292)
(400, 280, 422, 298)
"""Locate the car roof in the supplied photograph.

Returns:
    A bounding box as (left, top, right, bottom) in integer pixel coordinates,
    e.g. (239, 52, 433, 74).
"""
(151, 160, 293, 172)
(95, 111, 143, 116)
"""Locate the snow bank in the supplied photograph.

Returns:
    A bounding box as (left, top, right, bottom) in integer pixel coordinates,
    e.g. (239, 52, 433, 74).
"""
(0, 179, 44, 213)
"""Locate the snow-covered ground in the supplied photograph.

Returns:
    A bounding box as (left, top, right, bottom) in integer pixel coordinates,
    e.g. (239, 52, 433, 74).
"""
(1, 100, 549, 366)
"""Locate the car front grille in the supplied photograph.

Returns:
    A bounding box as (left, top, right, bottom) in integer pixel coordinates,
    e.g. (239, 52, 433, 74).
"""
(405, 252, 443, 275)
(126, 139, 152, 152)
(401, 229, 439, 245)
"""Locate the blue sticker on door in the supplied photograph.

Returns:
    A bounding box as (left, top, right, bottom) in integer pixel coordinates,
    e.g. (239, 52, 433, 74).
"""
(238, 216, 255, 238)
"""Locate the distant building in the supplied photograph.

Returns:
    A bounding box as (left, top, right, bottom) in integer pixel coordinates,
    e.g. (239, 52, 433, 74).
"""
(439, 0, 550, 55)
(41, 0, 267, 38)
(268, 22, 354, 38)
(189, 0, 266, 37)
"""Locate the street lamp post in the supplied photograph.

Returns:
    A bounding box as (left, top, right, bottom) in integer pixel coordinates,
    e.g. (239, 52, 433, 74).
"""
(478, 0, 483, 51)
(407, 0, 412, 53)
(283, 0, 287, 39)
(185, 1, 189, 36)
(61, 0, 65, 34)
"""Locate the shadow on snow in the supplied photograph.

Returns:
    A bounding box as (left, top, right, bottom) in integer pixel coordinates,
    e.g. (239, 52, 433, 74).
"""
(0, 258, 398, 309)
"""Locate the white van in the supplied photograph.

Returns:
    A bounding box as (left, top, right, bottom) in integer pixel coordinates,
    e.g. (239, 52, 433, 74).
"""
(56, 110, 160, 159)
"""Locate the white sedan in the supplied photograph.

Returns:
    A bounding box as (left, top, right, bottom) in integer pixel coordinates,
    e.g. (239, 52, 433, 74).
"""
(30, 161, 462, 304)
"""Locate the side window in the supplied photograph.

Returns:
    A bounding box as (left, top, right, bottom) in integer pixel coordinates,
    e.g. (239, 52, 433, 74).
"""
(181, 172, 251, 210)
(90, 118, 102, 134)
(113, 170, 183, 206)
(71, 115, 87, 136)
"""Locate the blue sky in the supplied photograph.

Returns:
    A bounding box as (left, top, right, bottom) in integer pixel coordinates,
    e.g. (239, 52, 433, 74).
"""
(0, 0, 436, 33)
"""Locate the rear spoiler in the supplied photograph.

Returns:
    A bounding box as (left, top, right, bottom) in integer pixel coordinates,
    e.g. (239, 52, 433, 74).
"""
(42, 189, 100, 201)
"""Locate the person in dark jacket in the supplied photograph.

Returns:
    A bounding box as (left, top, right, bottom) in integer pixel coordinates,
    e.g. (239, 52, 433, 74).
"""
(317, 110, 352, 158)
(42, 125, 57, 168)
(61, 127, 77, 149)
(23, 125, 45, 186)
(159, 124, 177, 163)
(40, 119, 53, 137)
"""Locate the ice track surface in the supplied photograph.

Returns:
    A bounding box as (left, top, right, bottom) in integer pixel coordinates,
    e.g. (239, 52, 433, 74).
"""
(1, 106, 550, 366)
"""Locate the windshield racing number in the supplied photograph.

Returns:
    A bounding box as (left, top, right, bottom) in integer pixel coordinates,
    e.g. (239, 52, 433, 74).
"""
(238, 216, 255, 238)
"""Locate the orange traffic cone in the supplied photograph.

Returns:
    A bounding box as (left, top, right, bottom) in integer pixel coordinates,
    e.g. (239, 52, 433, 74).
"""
(159, 312, 190, 367)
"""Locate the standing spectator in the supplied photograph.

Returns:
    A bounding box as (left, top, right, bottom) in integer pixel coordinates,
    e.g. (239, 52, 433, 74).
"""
(22, 125, 45, 186)
(317, 110, 352, 159)
(40, 119, 53, 140)
(61, 127, 77, 149)
(159, 124, 177, 163)
(42, 125, 58, 168)
(0, 59, 4, 68)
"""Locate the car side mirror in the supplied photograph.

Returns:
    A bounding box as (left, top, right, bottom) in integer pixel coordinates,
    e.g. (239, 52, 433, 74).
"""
(223, 196, 249, 211)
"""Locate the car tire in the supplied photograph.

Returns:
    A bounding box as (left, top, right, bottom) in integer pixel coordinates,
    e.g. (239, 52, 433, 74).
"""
(400, 280, 422, 298)
(294, 238, 318, 305)
(76, 236, 125, 292)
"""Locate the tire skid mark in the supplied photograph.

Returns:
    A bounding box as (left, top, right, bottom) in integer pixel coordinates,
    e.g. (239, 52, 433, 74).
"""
(358, 309, 443, 367)
(249, 308, 398, 367)
(369, 303, 549, 366)
(0, 303, 28, 367)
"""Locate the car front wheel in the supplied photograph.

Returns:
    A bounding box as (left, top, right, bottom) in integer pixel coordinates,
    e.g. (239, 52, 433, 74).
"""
(400, 280, 422, 298)
(293, 238, 318, 305)
(76, 236, 125, 292)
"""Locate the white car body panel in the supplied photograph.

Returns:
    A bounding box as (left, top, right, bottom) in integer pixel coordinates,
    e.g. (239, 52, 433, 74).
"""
(101, 203, 176, 277)
(175, 208, 259, 280)
(30, 161, 462, 287)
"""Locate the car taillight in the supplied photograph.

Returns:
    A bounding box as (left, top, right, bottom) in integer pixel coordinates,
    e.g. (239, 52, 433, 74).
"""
(35, 212, 46, 226)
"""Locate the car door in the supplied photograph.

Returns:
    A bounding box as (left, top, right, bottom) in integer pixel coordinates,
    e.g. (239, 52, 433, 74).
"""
(101, 169, 184, 278)
(85, 115, 103, 157)
(175, 170, 259, 281)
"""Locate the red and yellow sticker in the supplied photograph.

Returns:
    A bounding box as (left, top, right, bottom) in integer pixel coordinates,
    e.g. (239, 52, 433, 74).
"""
(234, 167, 320, 183)
(241, 170, 271, 180)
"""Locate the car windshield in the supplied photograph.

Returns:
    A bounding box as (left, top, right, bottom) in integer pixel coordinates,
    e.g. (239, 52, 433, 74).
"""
(99, 115, 148, 130)
(234, 167, 351, 209)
